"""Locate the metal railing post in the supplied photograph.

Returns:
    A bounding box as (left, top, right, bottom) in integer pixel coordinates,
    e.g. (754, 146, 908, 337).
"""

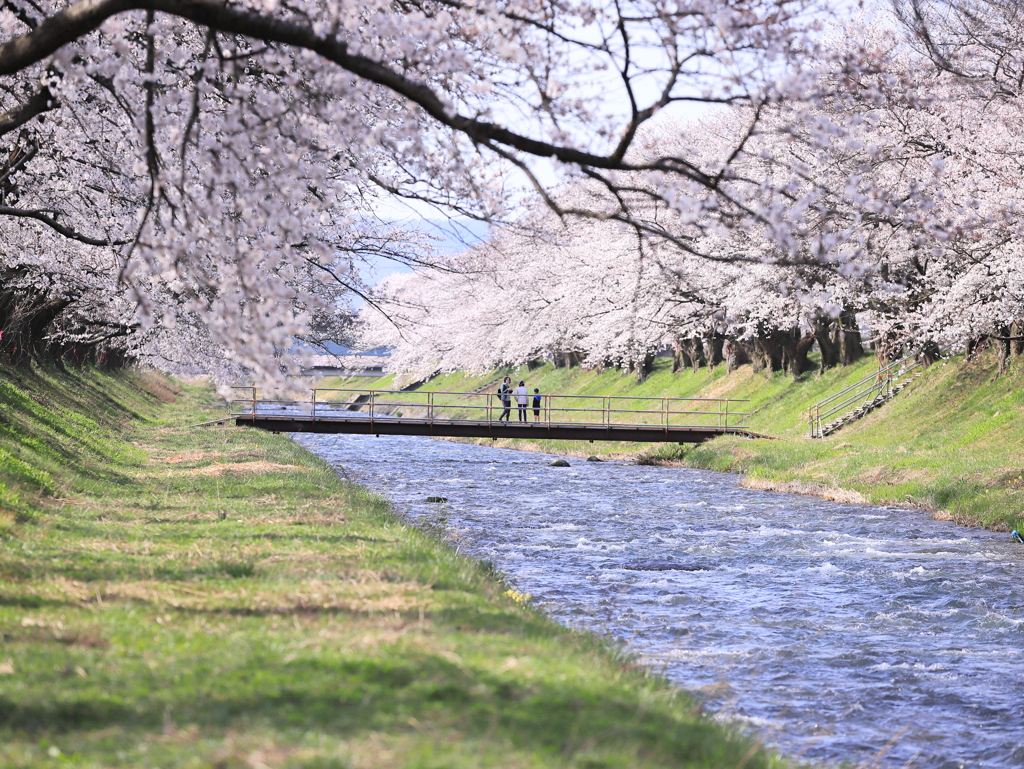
(725, 399, 729, 428)
(251, 386, 256, 423)
(369, 390, 375, 432)
(311, 388, 317, 420)
(428, 391, 434, 423)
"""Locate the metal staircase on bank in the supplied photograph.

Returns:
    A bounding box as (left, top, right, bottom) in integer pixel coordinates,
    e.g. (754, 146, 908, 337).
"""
(808, 354, 924, 439)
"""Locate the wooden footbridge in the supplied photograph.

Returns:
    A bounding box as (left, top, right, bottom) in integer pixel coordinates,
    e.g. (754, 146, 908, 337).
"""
(230, 387, 768, 443)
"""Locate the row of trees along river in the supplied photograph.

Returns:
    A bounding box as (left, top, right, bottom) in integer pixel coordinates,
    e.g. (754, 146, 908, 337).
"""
(4, 2, 1024, 387)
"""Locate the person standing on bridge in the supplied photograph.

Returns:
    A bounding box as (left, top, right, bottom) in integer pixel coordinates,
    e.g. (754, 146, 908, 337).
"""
(515, 380, 530, 422)
(533, 388, 542, 422)
(497, 376, 512, 422)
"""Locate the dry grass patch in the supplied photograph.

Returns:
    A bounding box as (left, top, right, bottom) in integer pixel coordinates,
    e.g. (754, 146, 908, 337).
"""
(168, 460, 309, 476)
(6, 619, 109, 650)
(136, 371, 184, 403)
(932, 509, 985, 526)
(854, 465, 894, 485)
(45, 577, 438, 617)
(740, 476, 868, 504)
(162, 449, 226, 464)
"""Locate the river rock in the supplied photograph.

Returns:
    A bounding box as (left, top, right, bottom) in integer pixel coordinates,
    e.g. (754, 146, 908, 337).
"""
(549, 459, 570, 467)
(586, 456, 602, 462)
(622, 560, 715, 572)
(425, 496, 448, 503)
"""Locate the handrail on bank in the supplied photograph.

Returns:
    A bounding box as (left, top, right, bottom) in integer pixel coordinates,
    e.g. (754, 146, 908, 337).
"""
(807, 353, 923, 439)
(229, 386, 751, 431)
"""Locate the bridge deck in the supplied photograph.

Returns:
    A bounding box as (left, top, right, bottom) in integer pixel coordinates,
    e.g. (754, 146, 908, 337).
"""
(230, 387, 768, 443)
(236, 414, 767, 443)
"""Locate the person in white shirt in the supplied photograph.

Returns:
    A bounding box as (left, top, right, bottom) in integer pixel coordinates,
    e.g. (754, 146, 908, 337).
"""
(514, 380, 530, 423)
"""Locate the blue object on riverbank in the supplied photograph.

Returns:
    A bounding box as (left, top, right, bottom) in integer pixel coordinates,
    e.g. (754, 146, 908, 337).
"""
(1012, 530, 1024, 544)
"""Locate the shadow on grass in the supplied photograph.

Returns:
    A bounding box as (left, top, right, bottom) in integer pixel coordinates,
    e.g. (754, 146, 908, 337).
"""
(0, 653, 758, 768)
(0, 555, 263, 583)
(0, 595, 67, 609)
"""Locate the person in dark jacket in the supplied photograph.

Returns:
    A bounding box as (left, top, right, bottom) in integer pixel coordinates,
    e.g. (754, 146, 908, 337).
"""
(496, 376, 512, 422)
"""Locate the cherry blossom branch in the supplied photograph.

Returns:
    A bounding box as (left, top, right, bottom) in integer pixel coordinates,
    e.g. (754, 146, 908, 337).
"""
(0, 0, 722, 182)
(0, 84, 56, 136)
(0, 204, 127, 245)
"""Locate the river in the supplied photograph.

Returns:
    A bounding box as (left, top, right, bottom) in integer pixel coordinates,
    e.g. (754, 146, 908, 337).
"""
(295, 432, 1024, 769)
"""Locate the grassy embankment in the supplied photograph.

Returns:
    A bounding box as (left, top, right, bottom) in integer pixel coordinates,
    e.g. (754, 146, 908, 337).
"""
(322, 348, 1024, 532)
(0, 365, 784, 769)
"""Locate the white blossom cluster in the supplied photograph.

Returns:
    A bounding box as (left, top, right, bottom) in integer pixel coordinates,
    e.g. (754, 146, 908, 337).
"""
(359, 2, 1024, 378)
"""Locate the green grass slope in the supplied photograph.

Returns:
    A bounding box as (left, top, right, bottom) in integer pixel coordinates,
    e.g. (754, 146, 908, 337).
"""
(324, 351, 1024, 532)
(0, 364, 786, 769)
(0, 366, 171, 533)
(678, 351, 1024, 532)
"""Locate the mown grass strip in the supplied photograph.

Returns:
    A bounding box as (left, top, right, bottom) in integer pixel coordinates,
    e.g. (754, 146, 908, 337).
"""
(0, 366, 785, 769)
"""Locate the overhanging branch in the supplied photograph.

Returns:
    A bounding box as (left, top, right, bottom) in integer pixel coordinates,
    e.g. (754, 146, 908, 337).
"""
(0, 0, 710, 180)
(0, 84, 57, 136)
(0, 204, 128, 245)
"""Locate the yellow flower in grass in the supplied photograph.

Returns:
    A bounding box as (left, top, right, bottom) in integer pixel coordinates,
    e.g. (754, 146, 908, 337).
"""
(504, 588, 531, 605)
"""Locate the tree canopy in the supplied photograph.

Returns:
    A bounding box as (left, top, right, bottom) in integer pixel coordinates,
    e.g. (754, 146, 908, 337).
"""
(1, 0, 1020, 382)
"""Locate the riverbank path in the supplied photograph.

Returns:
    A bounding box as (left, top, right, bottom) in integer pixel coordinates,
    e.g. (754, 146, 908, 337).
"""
(230, 387, 771, 443)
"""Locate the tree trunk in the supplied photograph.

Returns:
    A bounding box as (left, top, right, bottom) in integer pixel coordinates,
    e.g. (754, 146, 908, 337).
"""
(1012, 322, 1024, 359)
(724, 340, 751, 372)
(685, 337, 706, 373)
(753, 333, 785, 373)
(789, 331, 816, 377)
(772, 328, 814, 378)
(835, 309, 864, 366)
(965, 336, 987, 360)
(703, 332, 725, 369)
(996, 324, 1012, 374)
(673, 340, 694, 373)
(810, 316, 839, 372)
(634, 353, 655, 381)
(875, 328, 905, 365)
(920, 342, 942, 366)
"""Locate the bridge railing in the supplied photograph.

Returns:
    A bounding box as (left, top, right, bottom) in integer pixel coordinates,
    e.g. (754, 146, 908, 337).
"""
(229, 387, 751, 430)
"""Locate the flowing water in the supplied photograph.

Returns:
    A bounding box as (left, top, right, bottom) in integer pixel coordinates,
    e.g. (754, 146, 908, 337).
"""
(295, 432, 1024, 769)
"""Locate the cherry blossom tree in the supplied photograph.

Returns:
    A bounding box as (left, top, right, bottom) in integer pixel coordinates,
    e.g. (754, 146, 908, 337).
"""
(9, 0, 1024, 384)
(360, 2, 1024, 379)
(1, 0, 900, 382)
